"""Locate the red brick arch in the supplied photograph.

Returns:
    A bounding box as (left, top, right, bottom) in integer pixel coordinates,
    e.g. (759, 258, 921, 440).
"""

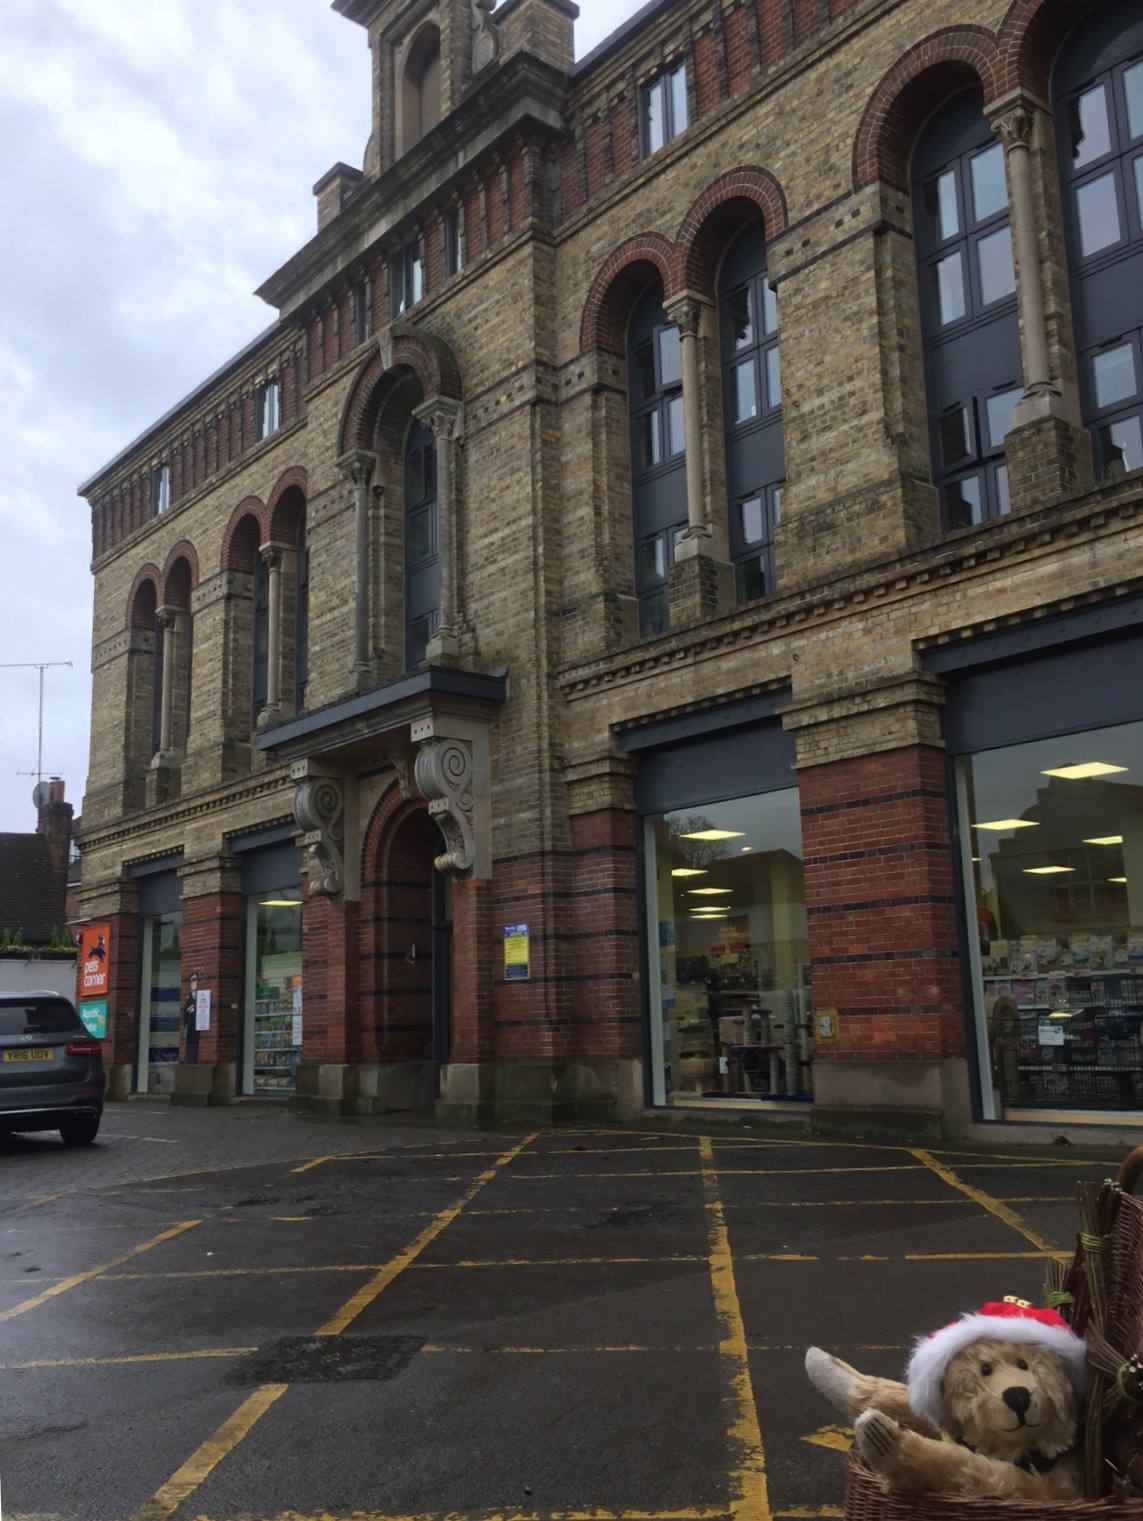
(221, 498, 266, 572)
(853, 27, 1004, 191)
(579, 233, 676, 353)
(126, 565, 161, 628)
(675, 169, 789, 297)
(339, 329, 462, 455)
(159, 541, 199, 608)
(266, 466, 308, 542)
(998, 0, 1106, 97)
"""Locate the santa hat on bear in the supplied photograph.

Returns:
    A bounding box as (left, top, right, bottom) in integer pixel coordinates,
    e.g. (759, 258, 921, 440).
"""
(906, 1300, 1089, 1429)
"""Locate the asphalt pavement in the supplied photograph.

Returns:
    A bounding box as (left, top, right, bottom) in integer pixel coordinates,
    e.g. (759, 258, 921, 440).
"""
(0, 1101, 1132, 1521)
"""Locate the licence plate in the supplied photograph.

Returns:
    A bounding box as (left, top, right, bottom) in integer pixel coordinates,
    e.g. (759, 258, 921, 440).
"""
(3, 1048, 52, 1063)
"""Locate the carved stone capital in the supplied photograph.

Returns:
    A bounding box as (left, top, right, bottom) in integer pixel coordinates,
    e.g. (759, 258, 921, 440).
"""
(156, 609, 177, 636)
(664, 296, 703, 340)
(414, 737, 475, 877)
(260, 545, 283, 573)
(413, 395, 463, 442)
(293, 774, 346, 898)
(991, 102, 1036, 152)
(336, 449, 376, 488)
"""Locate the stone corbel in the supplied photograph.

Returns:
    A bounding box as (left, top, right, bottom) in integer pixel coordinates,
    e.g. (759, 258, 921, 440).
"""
(472, 0, 499, 74)
(411, 717, 490, 879)
(292, 764, 346, 899)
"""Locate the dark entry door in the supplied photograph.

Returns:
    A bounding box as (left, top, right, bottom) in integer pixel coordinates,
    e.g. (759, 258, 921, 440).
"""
(431, 869, 453, 1075)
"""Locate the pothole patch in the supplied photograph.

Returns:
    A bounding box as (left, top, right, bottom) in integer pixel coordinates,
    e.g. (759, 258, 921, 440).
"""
(224, 1333, 424, 1386)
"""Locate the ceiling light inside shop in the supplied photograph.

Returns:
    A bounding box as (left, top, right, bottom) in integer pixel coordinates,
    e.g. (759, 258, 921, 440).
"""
(260, 898, 302, 907)
(687, 887, 734, 895)
(973, 819, 1039, 831)
(740, 846, 752, 853)
(1109, 876, 1128, 884)
(1023, 865, 1076, 875)
(1049, 1010, 1072, 1019)
(1083, 835, 1124, 846)
(1041, 761, 1128, 780)
(671, 868, 708, 877)
(679, 829, 745, 841)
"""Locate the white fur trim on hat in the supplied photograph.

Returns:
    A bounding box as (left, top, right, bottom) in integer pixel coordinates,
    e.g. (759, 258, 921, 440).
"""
(906, 1309, 1089, 1430)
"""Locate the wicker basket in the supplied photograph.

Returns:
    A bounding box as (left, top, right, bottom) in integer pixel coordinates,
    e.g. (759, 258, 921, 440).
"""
(840, 1145, 1143, 1520)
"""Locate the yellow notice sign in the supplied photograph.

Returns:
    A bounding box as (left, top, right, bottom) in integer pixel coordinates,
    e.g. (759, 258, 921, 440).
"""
(504, 923, 530, 981)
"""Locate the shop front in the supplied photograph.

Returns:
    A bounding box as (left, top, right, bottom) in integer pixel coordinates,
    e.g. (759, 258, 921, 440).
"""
(624, 693, 815, 1110)
(933, 604, 1143, 1124)
(235, 834, 302, 1096)
(128, 857, 183, 1095)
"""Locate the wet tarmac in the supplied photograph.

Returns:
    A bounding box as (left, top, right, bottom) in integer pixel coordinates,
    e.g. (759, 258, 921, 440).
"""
(0, 1104, 1128, 1521)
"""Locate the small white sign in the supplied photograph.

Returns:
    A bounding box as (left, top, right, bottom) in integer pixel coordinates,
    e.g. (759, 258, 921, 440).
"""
(194, 988, 212, 1032)
(292, 1013, 303, 1046)
(1037, 1022, 1066, 1047)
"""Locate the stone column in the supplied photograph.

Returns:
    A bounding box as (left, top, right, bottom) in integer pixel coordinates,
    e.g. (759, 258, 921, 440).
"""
(338, 450, 376, 684)
(155, 610, 176, 758)
(663, 293, 735, 623)
(414, 396, 464, 664)
(989, 96, 1094, 505)
(258, 546, 283, 725)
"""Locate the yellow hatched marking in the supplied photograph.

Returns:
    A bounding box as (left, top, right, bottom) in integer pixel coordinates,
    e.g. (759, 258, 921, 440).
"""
(699, 1136, 770, 1521)
(131, 1133, 537, 1521)
(0, 1348, 255, 1371)
(317, 1132, 537, 1336)
(909, 1150, 1058, 1252)
(0, 1221, 201, 1325)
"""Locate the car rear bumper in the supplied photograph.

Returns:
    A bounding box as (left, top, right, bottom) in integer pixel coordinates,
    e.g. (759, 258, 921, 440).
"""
(0, 1075, 106, 1131)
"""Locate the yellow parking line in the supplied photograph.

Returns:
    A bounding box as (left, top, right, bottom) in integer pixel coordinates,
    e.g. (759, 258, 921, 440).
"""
(910, 1150, 1058, 1252)
(317, 1132, 538, 1336)
(0, 1348, 255, 1371)
(131, 1132, 537, 1521)
(133, 1382, 289, 1521)
(0, 1220, 201, 1325)
(698, 1137, 771, 1521)
(177, 1511, 728, 1521)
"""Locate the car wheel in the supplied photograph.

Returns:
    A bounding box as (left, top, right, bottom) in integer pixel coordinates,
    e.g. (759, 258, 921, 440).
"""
(59, 1116, 101, 1147)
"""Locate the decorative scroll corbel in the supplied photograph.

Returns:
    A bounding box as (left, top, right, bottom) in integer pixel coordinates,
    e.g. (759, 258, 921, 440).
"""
(293, 775, 346, 898)
(472, 0, 499, 74)
(414, 737, 475, 877)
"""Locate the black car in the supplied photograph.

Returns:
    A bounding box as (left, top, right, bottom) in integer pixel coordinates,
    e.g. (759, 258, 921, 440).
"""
(0, 992, 105, 1146)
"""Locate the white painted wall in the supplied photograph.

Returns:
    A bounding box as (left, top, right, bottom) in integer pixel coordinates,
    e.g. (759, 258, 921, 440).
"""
(0, 959, 78, 999)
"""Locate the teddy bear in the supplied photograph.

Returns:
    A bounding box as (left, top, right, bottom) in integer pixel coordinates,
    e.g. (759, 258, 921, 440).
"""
(805, 1300, 1089, 1501)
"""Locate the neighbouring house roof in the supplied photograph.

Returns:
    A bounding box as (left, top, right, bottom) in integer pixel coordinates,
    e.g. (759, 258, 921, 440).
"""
(0, 834, 66, 947)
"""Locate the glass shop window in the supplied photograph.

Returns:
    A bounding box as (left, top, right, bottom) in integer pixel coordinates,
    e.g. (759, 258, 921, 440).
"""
(245, 890, 302, 1094)
(643, 789, 813, 1107)
(959, 718, 1143, 1116)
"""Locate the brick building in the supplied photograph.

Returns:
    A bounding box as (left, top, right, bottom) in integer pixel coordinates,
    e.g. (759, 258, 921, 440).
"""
(76, 0, 1143, 1133)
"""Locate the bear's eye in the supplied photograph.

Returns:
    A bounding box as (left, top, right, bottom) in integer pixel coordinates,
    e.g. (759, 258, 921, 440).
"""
(1016, 1359, 1028, 1371)
(980, 1362, 993, 1377)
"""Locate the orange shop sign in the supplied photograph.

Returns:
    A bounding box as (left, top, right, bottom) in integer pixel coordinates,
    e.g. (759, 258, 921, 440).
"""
(79, 924, 111, 998)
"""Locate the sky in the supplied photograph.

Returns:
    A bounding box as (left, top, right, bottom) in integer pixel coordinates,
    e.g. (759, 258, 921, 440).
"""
(0, 0, 646, 835)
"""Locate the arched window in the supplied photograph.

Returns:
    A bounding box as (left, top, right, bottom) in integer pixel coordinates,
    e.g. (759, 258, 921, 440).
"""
(402, 25, 442, 154)
(628, 282, 686, 636)
(252, 549, 269, 723)
(912, 90, 1022, 529)
(719, 220, 784, 601)
(1054, 0, 1143, 477)
(405, 419, 439, 666)
(295, 511, 309, 710)
(150, 617, 165, 757)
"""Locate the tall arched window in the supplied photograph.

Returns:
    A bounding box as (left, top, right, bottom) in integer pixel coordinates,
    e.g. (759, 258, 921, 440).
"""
(1054, 0, 1143, 477)
(405, 419, 439, 666)
(628, 283, 686, 635)
(912, 90, 1022, 530)
(719, 221, 784, 601)
(295, 511, 309, 710)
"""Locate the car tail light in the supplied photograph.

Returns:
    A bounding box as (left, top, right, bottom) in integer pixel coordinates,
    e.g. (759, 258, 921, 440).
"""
(65, 1040, 103, 1059)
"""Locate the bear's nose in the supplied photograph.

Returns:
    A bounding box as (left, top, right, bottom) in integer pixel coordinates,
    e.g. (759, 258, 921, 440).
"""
(1002, 1386, 1031, 1416)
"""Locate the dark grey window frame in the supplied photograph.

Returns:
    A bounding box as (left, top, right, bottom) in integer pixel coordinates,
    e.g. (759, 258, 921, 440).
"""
(252, 550, 268, 723)
(150, 463, 170, 517)
(642, 59, 688, 157)
(404, 418, 439, 667)
(295, 511, 309, 711)
(256, 380, 280, 440)
(912, 89, 1022, 532)
(627, 282, 687, 637)
(390, 242, 424, 318)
